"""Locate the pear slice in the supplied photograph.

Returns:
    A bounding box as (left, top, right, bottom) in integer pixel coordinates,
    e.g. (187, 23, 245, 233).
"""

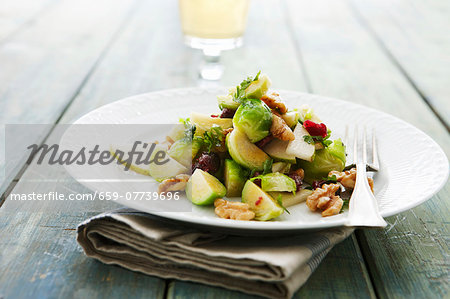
(269, 189, 313, 207)
(263, 139, 297, 163)
(286, 125, 315, 162)
(190, 112, 233, 134)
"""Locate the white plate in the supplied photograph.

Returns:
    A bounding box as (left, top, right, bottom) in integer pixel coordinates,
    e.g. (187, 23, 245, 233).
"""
(67, 88, 448, 232)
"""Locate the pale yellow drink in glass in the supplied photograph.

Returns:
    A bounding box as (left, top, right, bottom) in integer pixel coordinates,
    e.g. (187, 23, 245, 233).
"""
(179, 0, 250, 39)
(179, 0, 250, 80)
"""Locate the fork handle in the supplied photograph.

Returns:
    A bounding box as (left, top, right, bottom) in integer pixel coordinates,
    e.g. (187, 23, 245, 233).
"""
(346, 163, 387, 227)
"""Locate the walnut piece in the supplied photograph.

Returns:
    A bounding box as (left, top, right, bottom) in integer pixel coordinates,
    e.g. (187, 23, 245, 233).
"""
(214, 199, 255, 221)
(321, 195, 344, 217)
(158, 174, 190, 193)
(329, 168, 374, 192)
(289, 168, 305, 180)
(270, 114, 295, 141)
(261, 92, 288, 114)
(306, 183, 343, 216)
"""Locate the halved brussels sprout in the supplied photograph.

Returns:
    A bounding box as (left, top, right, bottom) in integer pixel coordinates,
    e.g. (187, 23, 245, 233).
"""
(297, 139, 346, 182)
(217, 94, 240, 110)
(271, 161, 291, 173)
(242, 180, 284, 221)
(256, 172, 296, 193)
(167, 139, 192, 167)
(244, 74, 271, 99)
(232, 99, 273, 143)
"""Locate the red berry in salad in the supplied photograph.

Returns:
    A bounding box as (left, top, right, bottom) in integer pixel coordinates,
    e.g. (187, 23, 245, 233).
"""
(287, 173, 303, 192)
(192, 152, 220, 175)
(220, 108, 236, 118)
(303, 120, 327, 138)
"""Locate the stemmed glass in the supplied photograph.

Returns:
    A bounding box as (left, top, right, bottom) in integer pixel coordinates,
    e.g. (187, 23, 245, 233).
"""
(179, 0, 250, 80)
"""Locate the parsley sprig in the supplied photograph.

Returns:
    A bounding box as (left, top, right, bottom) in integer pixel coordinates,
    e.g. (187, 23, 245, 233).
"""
(202, 126, 224, 152)
(276, 194, 290, 214)
(232, 71, 261, 103)
(249, 158, 273, 177)
(179, 117, 196, 141)
(303, 129, 332, 147)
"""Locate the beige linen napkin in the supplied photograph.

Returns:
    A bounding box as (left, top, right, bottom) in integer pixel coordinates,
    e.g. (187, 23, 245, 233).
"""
(77, 208, 353, 299)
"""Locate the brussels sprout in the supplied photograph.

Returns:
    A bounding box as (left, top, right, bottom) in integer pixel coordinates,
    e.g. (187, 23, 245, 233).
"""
(217, 94, 240, 110)
(148, 145, 188, 182)
(168, 139, 192, 167)
(233, 99, 273, 143)
(271, 161, 291, 173)
(224, 159, 248, 197)
(192, 137, 203, 159)
(241, 180, 284, 221)
(167, 124, 185, 142)
(256, 172, 296, 193)
(244, 74, 271, 99)
(297, 139, 346, 182)
(186, 169, 226, 205)
(226, 128, 271, 171)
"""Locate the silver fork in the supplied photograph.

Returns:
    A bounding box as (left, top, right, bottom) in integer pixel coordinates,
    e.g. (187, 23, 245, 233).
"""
(344, 127, 387, 227)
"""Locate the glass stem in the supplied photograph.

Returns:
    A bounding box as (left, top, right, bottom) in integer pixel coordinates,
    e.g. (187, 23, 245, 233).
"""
(200, 48, 224, 81)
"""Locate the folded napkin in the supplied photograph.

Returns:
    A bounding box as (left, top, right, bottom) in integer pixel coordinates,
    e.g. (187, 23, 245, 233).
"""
(77, 208, 353, 299)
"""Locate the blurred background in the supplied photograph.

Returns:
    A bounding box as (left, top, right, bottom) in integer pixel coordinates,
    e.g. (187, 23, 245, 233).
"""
(0, 0, 447, 123)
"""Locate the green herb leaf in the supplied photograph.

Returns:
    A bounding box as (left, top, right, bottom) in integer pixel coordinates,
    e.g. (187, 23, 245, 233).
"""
(340, 198, 350, 213)
(179, 117, 196, 141)
(276, 194, 290, 214)
(232, 71, 261, 103)
(303, 135, 315, 144)
(262, 158, 273, 175)
(202, 126, 224, 152)
(324, 174, 337, 182)
(303, 128, 333, 148)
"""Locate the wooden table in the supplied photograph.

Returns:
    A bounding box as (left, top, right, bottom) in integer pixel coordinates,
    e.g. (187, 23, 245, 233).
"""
(0, 0, 448, 298)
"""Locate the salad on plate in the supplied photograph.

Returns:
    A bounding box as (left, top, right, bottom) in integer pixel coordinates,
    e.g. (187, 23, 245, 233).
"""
(117, 72, 374, 221)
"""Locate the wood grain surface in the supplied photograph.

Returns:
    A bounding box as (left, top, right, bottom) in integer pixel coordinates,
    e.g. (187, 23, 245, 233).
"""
(0, 0, 140, 197)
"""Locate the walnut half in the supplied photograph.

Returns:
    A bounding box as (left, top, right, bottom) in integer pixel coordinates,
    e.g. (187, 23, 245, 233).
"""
(329, 168, 374, 192)
(306, 183, 343, 217)
(158, 174, 190, 193)
(270, 114, 295, 141)
(261, 92, 288, 114)
(214, 199, 255, 221)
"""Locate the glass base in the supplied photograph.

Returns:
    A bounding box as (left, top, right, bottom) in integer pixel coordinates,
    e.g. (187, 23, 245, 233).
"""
(184, 36, 243, 81)
(184, 35, 243, 52)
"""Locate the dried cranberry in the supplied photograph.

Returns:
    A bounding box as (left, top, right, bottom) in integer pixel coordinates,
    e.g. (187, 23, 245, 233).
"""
(252, 171, 262, 177)
(220, 108, 236, 118)
(303, 120, 327, 138)
(250, 171, 262, 187)
(255, 135, 274, 148)
(253, 178, 262, 187)
(210, 114, 219, 118)
(312, 180, 326, 190)
(192, 152, 220, 175)
(288, 173, 303, 192)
